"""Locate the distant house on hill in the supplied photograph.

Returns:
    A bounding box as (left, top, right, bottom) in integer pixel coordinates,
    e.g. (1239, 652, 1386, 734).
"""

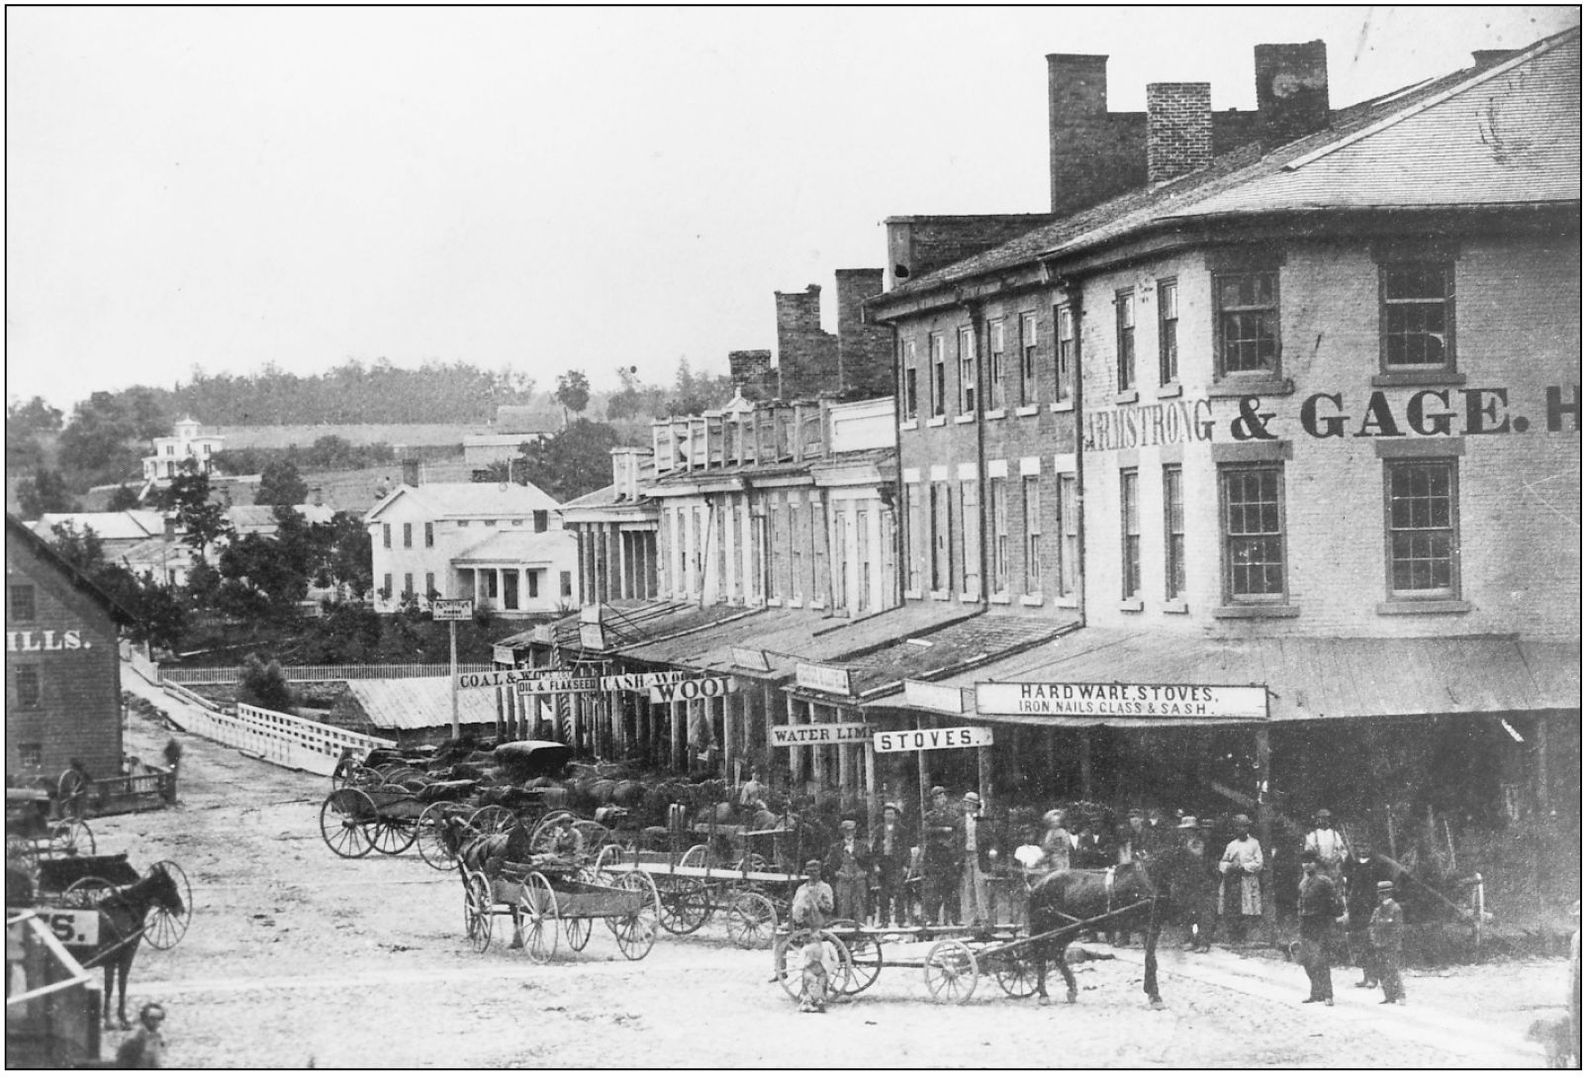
(142, 416, 223, 485)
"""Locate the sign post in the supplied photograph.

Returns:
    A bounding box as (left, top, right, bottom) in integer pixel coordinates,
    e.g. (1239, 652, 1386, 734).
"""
(431, 598, 475, 739)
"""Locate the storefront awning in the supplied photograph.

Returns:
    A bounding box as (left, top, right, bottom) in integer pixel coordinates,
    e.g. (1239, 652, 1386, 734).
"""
(864, 628, 1581, 725)
(618, 607, 828, 674)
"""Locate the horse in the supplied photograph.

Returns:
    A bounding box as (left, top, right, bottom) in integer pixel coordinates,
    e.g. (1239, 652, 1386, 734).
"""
(439, 816, 536, 947)
(1026, 850, 1186, 1008)
(66, 864, 186, 1029)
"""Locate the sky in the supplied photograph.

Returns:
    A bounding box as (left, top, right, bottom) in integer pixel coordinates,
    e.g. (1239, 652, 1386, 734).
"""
(6, 5, 1579, 414)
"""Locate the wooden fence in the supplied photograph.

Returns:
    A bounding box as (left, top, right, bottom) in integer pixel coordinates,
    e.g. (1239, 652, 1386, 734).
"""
(160, 662, 494, 685)
(162, 694, 394, 778)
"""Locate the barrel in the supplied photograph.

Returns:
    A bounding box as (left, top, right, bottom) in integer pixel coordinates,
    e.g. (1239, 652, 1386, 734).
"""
(592, 779, 617, 805)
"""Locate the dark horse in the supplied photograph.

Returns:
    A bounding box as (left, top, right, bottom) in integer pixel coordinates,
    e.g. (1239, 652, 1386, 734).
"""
(439, 816, 536, 947)
(1027, 852, 1186, 1008)
(66, 865, 187, 1029)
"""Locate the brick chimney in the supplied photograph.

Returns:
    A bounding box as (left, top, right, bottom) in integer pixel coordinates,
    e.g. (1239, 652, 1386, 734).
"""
(1472, 49, 1517, 68)
(401, 459, 420, 487)
(774, 285, 838, 399)
(1047, 53, 1148, 215)
(310, 485, 323, 507)
(1254, 41, 1330, 146)
(834, 268, 893, 397)
(1147, 83, 1213, 183)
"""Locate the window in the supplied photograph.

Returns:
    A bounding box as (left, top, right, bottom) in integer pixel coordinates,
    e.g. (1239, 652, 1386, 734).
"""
(901, 339, 920, 420)
(1120, 469, 1141, 600)
(1164, 466, 1185, 601)
(929, 334, 947, 417)
(457, 520, 469, 528)
(534, 511, 549, 532)
(485, 572, 499, 600)
(1116, 289, 1136, 392)
(382, 523, 392, 549)
(809, 501, 827, 606)
(788, 503, 801, 601)
(836, 511, 850, 609)
(14, 664, 40, 708)
(403, 572, 414, 597)
(382, 573, 393, 597)
(957, 327, 977, 415)
(903, 484, 921, 594)
(989, 478, 1009, 594)
(1158, 279, 1179, 384)
(856, 508, 871, 613)
(510, 519, 523, 526)
(482, 519, 497, 528)
(930, 482, 950, 592)
(9, 584, 36, 622)
(403, 523, 413, 548)
(561, 571, 573, 598)
(715, 506, 727, 598)
(1023, 476, 1042, 595)
(424, 572, 435, 598)
(17, 743, 42, 768)
(1019, 313, 1038, 406)
(988, 320, 1006, 410)
(1216, 271, 1280, 376)
(425, 522, 434, 548)
(1057, 474, 1079, 598)
(1220, 465, 1287, 601)
(959, 480, 981, 595)
(527, 571, 540, 599)
(1055, 305, 1076, 400)
(165, 445, 173, 456)
(1385, 460, 1459, 598)
(1382, 263, 1454, 371)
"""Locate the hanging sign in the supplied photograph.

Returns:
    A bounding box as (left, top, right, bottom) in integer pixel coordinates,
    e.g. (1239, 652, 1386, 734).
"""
(975, 681, 1269, 719)
(872, 726, 993, 754)
(515, 675, 602, 694)
(32, 909, 100, 947)
(770, 722, 872, 747)
(430, 599, 474, 622)
(602, 670, 691, 692)
(650, 676, 737, 703)
(795, 662, 855, 696)
(730, 647, 772, 672)
(579, 624, 608, 650)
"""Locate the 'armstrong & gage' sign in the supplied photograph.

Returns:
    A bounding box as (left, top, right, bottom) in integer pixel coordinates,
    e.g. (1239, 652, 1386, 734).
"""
(975, 682, 1269, 719)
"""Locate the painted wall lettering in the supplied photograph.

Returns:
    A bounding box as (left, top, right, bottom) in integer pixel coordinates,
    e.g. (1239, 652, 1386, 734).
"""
(5, 629, 88, 652)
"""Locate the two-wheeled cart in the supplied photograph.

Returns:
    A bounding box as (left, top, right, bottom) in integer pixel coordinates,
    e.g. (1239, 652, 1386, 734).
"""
(459, 856, 661, 962)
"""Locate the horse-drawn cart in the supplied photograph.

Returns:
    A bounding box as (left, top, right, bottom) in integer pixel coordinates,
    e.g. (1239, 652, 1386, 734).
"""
(5, 788, 95, 866)
(32, 854, 193, 952)
(599, 842, 800, 950)
(460, 858, 661, 962)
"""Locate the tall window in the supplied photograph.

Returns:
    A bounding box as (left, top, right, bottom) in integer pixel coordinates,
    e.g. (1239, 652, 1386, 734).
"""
(1158, 278, 1179, 384)
(988, 320, 1006, 410)
(1382, 263, 1455, 372)
(788, 503, 802, 601)
(13, 664, 41, 708)
(1023, 476, 1041, 595)
(693, 508, 705, 596)
(1385, 460, 1459, 599)
(1216, 271, 1280, 376)
(1163, 466, 1185, 601)
(382, 523, 392, 548)
(1057, 474, 1078, 598)
(1120, 469, 1141, 600)
(990, 477, 1009, 594)
(957, 327, 977, 415)
(382, 573, 393, 598)
(902, 339, 920, 419)
(403, 572, 414, 597)
(425, 572, 436, 598)
(836, 511, 850, 610)
(930, 482, 950, 592)
(903, 484, 921, 594)
(674, 511, 686, 596)
(1112, 290, 1137, 392)
(527, 571, 540, 598)
(561, 571, 573, 598)
(1220, 465, 1287, 601)
(930, 334, 947, 417)
(810, 501, 827, 606)
(1055, 305, 1076, 400)
(1019, 313, 1038, 406)
(534, 510, 549, 532)
(856, 508, 871, 613)
(424, 522, 434, 547)
(403, 523, 413, 548)
(9, 584, 36, 622)
(959, 480, 981, 595)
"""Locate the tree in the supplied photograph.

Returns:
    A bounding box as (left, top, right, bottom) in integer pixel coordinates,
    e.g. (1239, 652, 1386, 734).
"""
(155, 470, 233, 553)
(513, 419, 621, 502)
(6, 396, 63, 471)
(238, 653, 296, 713)
(105, 484, 143, 511)
(17, 470, 80, 518)
(555, 370, 592, 428)
(58, 391, 147, 487)
(46, 522, 184, 653)
(256, 460, 308, 506)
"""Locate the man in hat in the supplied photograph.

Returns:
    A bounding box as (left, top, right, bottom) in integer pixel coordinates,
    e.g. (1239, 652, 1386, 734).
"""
(1219, 814, 1264, 942)
(1303, 809, 1351, 885)
(790, 858, 835, 1013)
(1039, 809, 1073, 874)
(1117, 807, 1151, 864)
(921, 786, 960, 925)
(1343, 843, 1381, 989)
(952, 791, 997, 925)
(1176, 816, 1217, 952)
(870, 803, 911, 927)
(115, 1001, 168, 1067)
(1368, 880, 1406, 1004)
(1297, 850, 1341, 1005)
(825, 818, 873, 922)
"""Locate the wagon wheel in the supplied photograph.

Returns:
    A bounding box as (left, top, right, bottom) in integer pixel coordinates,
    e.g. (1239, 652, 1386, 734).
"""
(572, 820, 612, 857)
(592, 843, 631, 878)
(468, 804, 517, 838)
(773, 930, 853, 1001)
(731, 852, 768, 874)
(144, 860, 192, 950)
(49, 818, 95, 857)
(656, 878, 712, 935)
(364, 817, 418, 856)
(56, 768, 89, 819)
(519, 871, 560, 963)
(607, 871, 660, 961)
(678, 843, 710, 869)
(725, 890, 778, 950)
(60, 876, 115, 910)
(319, 789, 376, 858)
(416, 802, 463, 871)
(991, 943, 1040, 999)
(924, 939, 979, 1004)
(464, 871, 494, 953)
(565, 916, 593, 952)
(829, 921, 882, 995)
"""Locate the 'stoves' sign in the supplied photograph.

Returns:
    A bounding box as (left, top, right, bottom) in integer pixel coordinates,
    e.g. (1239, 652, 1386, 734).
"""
(872, 726, 993, 754)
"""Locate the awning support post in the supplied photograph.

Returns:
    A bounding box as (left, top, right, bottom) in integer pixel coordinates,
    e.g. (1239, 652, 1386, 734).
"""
(1078, 731, 1092, 800)
(1255, 726, 1277, 943)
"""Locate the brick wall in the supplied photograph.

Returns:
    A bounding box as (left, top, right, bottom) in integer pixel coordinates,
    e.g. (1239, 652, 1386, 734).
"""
(835, 269, 894, 398)
(885, 215, 1054, 290)
(1254, 40, 1331, 145)
(1147, 83, 1213, 183)
(729, 350, 774, 396)
(775, 286, 840, 399)
(5, 533, 124, 779)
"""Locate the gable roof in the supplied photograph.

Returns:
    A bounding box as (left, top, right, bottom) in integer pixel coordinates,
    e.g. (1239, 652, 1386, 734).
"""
(453, 529, 574, 564)
(226, 503, 337, 532)
(882, 28, 1579, 304)
(32, 510, 164, 543)
(5, 514, 138, 624)
(340, 677, 502, 731)
(364, 481, 561, 524)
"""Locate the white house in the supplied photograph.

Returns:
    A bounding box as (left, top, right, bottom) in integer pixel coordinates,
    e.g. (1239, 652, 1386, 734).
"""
(364, 481, 579, 616)
(142, 417, 223, 483)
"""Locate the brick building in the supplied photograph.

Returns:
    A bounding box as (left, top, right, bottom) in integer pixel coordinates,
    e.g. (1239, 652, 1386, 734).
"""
(5, 513, 132, 781)
(862, 32, 1581, 848)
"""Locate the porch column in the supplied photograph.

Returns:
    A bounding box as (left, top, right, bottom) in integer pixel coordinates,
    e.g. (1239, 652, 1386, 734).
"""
(915, 716, 931, 837)
(977, 742, 993, 811)
(1255, 726, 1276, 943)
(670, 699, 686, 772)
(863, 725, 879, 834)
(722, 692, 738, 784)
(787, 689, 803, 786)
(809, 699, 826, 792)
(1078, 731, 1093, 800)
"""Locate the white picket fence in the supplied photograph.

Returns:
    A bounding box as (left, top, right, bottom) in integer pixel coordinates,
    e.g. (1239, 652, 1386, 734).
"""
(161, 662, 494, 685)
(161, 694, 394, 777)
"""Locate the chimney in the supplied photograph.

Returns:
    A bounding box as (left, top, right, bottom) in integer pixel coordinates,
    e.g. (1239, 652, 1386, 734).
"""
(401, 459, 420, 487)
(834, 268, 892, 397)
(1254, 41, 1330, 146)
(774, 285, 838, 399)
(163, 516, 177, 542)
(1147, 83, 1213, 183)
(310, 485, 323, 507)
(1047, 53, 1111, 214)
(1472, 49, 1517, 68)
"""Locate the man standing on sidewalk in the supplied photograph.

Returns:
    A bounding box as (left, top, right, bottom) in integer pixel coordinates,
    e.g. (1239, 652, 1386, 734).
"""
(1298, 850, 1341, 1006)
(1369, 880, 1407, 1005)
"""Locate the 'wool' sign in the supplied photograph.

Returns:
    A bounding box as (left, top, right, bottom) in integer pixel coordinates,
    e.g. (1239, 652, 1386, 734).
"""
(650, 676, 736, 703)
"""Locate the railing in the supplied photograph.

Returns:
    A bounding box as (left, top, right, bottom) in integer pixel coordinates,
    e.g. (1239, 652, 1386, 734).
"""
(160, 662, 494, 685)
(165, 697, 394, 777)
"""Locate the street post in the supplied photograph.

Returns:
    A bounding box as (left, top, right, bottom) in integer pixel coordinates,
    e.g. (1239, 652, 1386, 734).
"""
(431, 598, 475, 740)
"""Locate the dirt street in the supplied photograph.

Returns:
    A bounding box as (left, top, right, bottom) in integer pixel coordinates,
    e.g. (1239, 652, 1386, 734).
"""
(92, 669, 1565, 1068)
